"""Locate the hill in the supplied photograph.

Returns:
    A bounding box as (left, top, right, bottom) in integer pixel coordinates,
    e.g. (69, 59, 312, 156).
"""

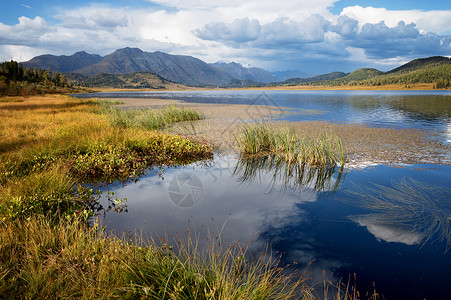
(278, 72, 348, 85)
(66, 71, 183, 89)
(274, 56, 451, 88)
(386, 56, 451, 75)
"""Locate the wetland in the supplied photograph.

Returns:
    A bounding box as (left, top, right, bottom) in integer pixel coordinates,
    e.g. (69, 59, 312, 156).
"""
(72, 90, 451, 299)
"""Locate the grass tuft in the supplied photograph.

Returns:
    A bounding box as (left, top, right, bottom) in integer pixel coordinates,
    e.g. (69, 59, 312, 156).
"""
(236, 122, 347, 166)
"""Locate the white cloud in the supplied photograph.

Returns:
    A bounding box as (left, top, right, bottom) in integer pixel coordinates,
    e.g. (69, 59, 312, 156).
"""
(193, 18, 261, 43)
(0, 16, 49, 46)
(341, 6, 451, 34)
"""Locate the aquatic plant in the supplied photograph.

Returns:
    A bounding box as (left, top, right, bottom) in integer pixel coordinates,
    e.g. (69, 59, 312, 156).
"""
(236, 122, 347, 166)
(345, 177, 451, 252)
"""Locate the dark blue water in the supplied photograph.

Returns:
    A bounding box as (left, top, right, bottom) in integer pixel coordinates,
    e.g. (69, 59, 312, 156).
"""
(73, 90, 451, 143)
(97, 155, 451, 300)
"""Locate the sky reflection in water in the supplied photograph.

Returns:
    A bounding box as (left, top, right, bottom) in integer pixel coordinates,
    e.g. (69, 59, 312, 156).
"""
(97, 154, 451, 300)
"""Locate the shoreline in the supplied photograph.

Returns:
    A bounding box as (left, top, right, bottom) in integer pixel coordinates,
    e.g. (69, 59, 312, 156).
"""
(112, 97, 451, 167)
(86, 82, 443, 93)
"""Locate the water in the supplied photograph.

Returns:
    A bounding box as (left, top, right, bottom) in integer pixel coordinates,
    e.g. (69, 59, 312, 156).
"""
(76, 90, 451, 299)
(73, 90, 451, 143)
(97, 156, 451, 300)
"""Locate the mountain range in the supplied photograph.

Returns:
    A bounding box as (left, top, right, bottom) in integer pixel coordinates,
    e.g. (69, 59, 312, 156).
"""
(21, 48, 451, 88)
(21, 47, 307, 86)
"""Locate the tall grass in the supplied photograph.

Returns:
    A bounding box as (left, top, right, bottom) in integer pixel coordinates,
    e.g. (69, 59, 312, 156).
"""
(0, 216, 312, 299)
(236, 122, 347, 166)
(100, 102, 205, 130)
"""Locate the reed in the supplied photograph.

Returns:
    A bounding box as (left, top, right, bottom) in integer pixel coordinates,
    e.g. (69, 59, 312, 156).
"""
(236, 122, 347, 166)
(100, 102, 205, 130)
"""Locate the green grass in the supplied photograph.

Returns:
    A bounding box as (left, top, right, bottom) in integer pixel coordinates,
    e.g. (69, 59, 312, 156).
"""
(236, 122, 346, 166)
(100, 101, 205, 130)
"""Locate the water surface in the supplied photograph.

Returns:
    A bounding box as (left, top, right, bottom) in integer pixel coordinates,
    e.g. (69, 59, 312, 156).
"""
(97, 155, 451, 300)
(74, 90, 451, 143)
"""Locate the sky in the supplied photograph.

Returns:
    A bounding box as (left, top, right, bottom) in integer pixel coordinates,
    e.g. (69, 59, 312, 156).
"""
(0, 0, 450, 74)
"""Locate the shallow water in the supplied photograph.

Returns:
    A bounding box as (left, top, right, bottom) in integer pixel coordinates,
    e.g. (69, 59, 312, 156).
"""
(74, 90, 451, 143)
(97, 155, 451, 300)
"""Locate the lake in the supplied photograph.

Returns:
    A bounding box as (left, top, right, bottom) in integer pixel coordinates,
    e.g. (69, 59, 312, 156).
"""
(75, 90, 451, 299)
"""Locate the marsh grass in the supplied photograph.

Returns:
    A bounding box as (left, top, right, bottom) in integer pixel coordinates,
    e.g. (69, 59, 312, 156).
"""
(100, 101, 205, 130)
(236, 122, 346, 166)
(0, 216, 313, 299)
(0, 95, 212, 220)
(345, 177, 451, 252)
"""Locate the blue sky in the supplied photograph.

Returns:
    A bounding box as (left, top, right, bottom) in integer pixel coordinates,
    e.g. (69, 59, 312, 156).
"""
(1, 0, 450, 74)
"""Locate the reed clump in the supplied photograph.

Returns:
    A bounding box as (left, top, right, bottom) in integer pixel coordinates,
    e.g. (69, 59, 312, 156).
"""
(100, 101, 205, 130)
(236, 122, 346, 166)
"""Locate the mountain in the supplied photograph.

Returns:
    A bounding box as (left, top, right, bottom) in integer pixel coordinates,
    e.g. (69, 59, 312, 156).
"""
(22, 51, 103, 73)
(210, 62, 276, 83)
(271, 70, 311, 81)
(73, 48, 232, 86)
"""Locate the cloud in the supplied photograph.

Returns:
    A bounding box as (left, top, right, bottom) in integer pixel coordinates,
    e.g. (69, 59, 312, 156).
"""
(337, 20, 451, 58)
(0, 16, 49, 46)
(54, 5, 131, 29)
(193, 18, 261, 43)
(194, 15, 330, 48)
(341, 5, 451, 34)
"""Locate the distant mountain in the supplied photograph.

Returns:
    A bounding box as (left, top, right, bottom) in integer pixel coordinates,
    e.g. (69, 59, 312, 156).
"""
(73, 48, 232, 86)
(22, 51, 103, 73)
(280, 72, 347, 85)
(271, 70, 311, 81)
(22, 48, 232, 86)
(210, 62, 276, 83)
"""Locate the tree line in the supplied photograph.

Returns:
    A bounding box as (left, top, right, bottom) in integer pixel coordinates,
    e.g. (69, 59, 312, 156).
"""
(0, 60, 71, 96)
